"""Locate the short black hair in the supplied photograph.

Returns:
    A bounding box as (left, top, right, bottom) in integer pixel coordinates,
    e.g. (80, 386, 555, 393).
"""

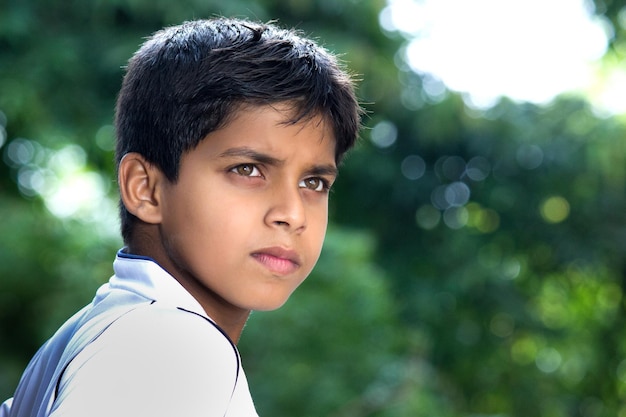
(115, 17, 362, 243)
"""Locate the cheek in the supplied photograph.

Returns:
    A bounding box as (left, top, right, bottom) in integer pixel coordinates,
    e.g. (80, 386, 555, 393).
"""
(307, 209, 329, 261)
(161, 188, 225, 248)
(162, 198, 245, 276)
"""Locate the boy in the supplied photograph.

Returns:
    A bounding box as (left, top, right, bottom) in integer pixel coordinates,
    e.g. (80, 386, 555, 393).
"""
(1, 17, 361, 416)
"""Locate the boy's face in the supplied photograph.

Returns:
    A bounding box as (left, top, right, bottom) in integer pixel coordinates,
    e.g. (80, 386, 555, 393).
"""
(155, 103, 337, 317)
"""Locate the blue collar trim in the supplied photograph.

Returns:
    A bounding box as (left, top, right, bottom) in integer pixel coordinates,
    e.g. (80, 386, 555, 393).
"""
(117, 248, 157, 263)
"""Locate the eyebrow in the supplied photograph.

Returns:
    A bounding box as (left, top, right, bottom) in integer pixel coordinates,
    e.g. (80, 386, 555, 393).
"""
(219, 146, 338, 178)
(305, 164, 339, 179)
(219, 147, 283, 166)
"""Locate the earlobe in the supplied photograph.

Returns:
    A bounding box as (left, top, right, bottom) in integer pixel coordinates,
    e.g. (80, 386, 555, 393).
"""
(118, 153, 164, 225)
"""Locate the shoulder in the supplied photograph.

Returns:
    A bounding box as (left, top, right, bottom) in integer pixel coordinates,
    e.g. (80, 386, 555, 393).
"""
(110, 303, 235, 352)
(53, 304, 239, 417)
(88, 302, 238, 377)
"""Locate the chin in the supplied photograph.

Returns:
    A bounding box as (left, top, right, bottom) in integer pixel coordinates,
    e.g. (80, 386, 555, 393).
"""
(245, 280, 306, 312)
(249, 293, 293, 312)
(251, 300, 289, 312)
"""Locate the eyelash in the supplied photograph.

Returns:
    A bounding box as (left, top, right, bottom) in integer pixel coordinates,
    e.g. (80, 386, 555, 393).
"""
(229, 163, 331, 193)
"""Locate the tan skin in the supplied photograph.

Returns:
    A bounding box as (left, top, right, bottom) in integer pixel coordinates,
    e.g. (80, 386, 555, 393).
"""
(118, 103, 337, 342)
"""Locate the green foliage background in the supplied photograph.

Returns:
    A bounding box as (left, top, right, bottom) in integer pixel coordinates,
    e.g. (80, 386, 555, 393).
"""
(1, 0, 626, 416)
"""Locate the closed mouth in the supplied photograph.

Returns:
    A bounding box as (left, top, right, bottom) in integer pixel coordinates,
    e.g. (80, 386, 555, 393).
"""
(251, 247, 300, 275)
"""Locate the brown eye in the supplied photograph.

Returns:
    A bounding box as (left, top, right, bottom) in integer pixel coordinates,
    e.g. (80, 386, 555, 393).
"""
(299, 177, 328, 192)
(232, 164, 261, 177)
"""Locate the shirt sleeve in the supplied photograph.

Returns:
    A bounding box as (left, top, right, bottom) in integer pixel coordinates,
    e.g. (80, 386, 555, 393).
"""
(49, 305, 239, 417)
(0, 398, 12, 417)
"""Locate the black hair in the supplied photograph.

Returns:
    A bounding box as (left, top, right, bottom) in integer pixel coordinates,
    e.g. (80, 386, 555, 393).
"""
(115, 17, 362, 243)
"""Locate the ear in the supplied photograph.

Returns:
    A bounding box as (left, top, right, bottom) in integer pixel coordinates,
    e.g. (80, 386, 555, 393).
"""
(118, 153, 164, 225)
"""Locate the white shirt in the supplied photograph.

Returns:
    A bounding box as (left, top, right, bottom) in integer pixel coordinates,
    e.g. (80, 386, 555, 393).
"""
(1, 251, 259, 417)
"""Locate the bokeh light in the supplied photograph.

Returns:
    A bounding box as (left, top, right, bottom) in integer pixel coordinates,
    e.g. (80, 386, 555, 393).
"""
(540, 196, 570, 223)
(3, 138, 118, 235)
(380, 0, 617, 112)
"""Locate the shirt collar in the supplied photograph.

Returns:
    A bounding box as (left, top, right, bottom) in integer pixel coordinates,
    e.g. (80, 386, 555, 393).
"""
(94, 248, 207, 318)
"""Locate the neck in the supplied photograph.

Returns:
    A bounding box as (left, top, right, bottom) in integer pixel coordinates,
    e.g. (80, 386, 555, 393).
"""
(126, 226, 251, 343)
(203, 303, 251, 344)
(163, 261, 252, 343)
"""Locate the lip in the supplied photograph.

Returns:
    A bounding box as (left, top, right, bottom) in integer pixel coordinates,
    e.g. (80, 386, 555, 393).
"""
(251, 246, 301, 275)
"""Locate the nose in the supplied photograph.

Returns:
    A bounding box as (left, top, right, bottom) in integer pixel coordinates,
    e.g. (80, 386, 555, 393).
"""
(264, 182, 307, 232)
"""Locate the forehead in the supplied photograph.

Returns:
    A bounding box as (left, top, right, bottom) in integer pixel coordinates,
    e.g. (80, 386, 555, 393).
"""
(222, 102, 334, 145)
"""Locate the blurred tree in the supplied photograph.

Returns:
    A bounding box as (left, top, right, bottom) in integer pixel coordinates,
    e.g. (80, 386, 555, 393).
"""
(2, 0, 626, 416)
